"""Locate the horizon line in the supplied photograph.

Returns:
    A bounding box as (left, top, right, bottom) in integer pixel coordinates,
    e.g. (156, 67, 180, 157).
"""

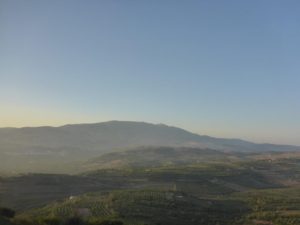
(0, 120, 299, 147)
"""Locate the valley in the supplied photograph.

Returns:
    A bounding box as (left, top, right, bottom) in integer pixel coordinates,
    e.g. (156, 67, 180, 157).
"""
(0, 122, 299, 225)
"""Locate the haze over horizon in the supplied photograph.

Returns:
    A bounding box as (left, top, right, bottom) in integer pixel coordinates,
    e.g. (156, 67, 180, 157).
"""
(1, 0, 300, 145)
(0, 120, 299, 147)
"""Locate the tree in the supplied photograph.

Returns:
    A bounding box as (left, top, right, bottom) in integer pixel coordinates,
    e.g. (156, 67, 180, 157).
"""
(0, 207, 15, 218)
(98, 220, 123, 225)
(64, 217, 84, 225)
(43, 217, 61, 225)
(90, 220, 124, 225)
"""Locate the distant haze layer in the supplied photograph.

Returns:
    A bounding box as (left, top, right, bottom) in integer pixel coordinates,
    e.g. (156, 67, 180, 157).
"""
(0, 121, 299, 173)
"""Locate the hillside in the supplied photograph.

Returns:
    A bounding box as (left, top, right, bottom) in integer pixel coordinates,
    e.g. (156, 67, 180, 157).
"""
(11, 183, 300, 225)
(0, 121, 299, 173)
(2, 153, 300, 212)
(17, 190, 249, 225)
(1, 151, 299, 225)
(83, 146, 233, 170)
(15, 187, 300, 225)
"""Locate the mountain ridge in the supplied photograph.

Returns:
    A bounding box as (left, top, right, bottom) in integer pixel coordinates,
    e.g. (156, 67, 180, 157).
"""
(0, 121, 299, 173)
(0, 120, 299, 150)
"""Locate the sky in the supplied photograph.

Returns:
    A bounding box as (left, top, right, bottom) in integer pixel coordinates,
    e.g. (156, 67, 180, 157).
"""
(0, 0, 299, 145)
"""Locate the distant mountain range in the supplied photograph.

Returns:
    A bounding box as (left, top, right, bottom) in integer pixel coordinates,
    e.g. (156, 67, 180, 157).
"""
(0, 121, 299, 173)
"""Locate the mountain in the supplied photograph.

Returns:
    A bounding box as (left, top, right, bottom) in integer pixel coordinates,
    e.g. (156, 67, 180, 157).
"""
(0, 121, 299, 173)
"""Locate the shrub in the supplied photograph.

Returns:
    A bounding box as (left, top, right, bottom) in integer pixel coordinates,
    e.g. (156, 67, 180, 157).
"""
(43, 217, 62, 225)
(98, 220, 123, 225)
(0, 207, 15, 218)
(64, 216, 84, 225)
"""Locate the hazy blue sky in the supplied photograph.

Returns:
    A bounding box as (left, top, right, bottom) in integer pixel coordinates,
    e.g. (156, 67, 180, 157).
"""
(1, 0, 299, 145)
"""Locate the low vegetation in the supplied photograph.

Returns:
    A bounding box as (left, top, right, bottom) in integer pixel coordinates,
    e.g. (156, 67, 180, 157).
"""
(1, 146, 300, 225)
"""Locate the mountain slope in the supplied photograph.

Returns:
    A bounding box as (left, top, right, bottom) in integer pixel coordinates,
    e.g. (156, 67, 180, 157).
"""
(0, 121, 299, 173)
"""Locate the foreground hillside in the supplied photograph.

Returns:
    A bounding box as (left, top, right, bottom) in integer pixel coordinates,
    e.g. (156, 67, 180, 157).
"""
(16, 190, 249, 225)
(12, 188, 300, 225)
(3, 154, 298, 210)
(1, 147, 300, 225)
(1, 121, 299, 173)
(233, 188, 300, 225)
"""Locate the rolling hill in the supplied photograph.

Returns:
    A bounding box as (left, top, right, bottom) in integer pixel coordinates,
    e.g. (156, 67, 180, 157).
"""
(0, 121, 299, 173)
(17, 190, 249, 225)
